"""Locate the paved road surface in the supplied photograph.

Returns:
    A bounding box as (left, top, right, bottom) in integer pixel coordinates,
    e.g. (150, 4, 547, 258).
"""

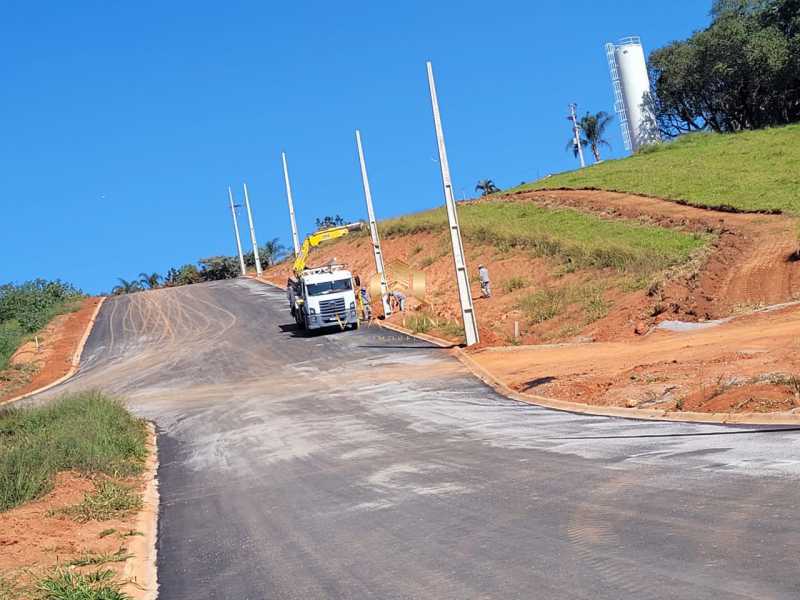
(39, 280, 800, 599)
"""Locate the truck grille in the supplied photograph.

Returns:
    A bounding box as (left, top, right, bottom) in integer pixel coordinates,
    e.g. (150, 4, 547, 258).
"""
(319, 298, 347, 322)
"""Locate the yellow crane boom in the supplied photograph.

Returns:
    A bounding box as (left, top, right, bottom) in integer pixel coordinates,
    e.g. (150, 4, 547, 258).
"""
(293, 222, 364, 275)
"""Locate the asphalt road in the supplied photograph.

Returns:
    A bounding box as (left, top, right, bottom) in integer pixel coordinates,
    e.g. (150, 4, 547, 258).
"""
(41, 279, 800, 599)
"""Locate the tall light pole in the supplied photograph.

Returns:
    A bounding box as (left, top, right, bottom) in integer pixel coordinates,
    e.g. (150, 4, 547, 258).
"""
(228, 186, 247, 276)
(281, 152, 301, 256)
(426, 61, 480, 346)
(569, 103, 586, 169)
(355, 129, 392, 317)
(242, 182, 262, 276)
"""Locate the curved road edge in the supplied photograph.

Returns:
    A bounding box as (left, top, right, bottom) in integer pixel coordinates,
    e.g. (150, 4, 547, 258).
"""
(124, 422, 160, 600)
(379, 307, 800, 426)
(1, 295, 108, 407)
(252, 274, 800, 426)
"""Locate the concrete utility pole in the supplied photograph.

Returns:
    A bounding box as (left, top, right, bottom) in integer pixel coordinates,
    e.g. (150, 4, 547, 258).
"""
(569, 103, 586, 169)
(355, 129, 392, 317)
(281, 152, 301, 257)
(242, 182, 262, 276)
(426, 61, 480, 346)
(228, 186, 247, 276)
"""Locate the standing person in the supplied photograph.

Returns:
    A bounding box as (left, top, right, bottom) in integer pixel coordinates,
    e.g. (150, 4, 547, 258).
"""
(478, 264, 491, 298)
(360, 286, 372, 321)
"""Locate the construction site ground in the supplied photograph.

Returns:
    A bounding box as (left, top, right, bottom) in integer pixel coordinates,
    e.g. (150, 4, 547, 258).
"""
(263, 189, 800, 415)
(15, 279, 800, 599)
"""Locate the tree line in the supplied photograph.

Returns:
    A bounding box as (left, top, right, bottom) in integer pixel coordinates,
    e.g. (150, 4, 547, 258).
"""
(651, 0, 800, 136)
(112, 238, 287, 294)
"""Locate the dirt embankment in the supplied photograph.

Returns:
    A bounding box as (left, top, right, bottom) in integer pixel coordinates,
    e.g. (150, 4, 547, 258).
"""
(0, 425, 157, 598)
(265, 189, 800, 414)
(265, 189, 800, 344)
(471, 303, 800, 414)
(510, 190, 800, 318)
(0, 297, 102, 402)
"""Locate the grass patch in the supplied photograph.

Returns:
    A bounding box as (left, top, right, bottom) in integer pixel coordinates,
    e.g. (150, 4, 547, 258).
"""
(439, 320, 465, 339)
(35, 567, 129, 600)
(404, 312, 464, 340)
(502, 276, 528, 293)
(418, 255, 437, 269)
(404, 312, 436, 334)
(54, 480, 141, 523)
(0, 391, 147, 512)
(67, 547, 132, 568)
(516, 123, 800, 214)
(382, 201, 707, 276)
(518, 289, 567, 324)
(517, 284, 612, 326)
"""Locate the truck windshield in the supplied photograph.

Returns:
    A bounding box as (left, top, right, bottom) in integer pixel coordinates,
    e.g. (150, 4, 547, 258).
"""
(306, 279, 352, 296)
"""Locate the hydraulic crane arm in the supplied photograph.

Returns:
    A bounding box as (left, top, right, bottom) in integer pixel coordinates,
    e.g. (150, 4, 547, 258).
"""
(293, 222, 364, 275)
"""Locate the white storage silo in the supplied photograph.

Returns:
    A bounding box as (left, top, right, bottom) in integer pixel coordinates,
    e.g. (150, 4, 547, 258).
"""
(605, 37, 660, 153)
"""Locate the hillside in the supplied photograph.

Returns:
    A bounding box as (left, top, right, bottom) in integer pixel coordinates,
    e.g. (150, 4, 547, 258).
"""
(517, 123, 800, 215)
(265, 189, 799, 347)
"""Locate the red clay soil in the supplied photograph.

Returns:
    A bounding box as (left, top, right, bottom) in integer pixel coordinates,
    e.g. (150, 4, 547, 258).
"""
(264, 189, 800, 346)
(0, 472, 144, 587)
(506, 189, 800, 317)
(263, 189, 800, 414)
(0, 297, 101, 402)
(470, 302, 800, 414)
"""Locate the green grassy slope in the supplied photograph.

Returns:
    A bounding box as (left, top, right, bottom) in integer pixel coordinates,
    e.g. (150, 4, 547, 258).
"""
(0, 391, 147, 511)
(382, 201, 708, 276)
(516, 123, 800, 214)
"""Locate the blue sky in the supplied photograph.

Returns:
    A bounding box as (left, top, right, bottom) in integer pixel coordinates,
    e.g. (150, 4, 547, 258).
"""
(1, 1, 711, 293)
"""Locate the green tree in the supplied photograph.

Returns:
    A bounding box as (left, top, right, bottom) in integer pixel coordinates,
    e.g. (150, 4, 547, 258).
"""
(139, 272, 161, 289)
(112, 278, 142, 295)
(475, 180, 500, 196)
(650, 0, 800, 136)
(247, 238, 287, 268)
(165, 264, 202, 287)
(198, 256, 240, 281)
(567, 112, 613, 162)
(315, 215, 345, 229)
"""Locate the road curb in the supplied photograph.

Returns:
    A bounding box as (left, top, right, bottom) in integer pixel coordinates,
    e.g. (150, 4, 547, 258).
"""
(254, 275, 800, 425)
(1, 296, 107, 406)
(124, 422, 159, 599)
(455, 348, 800, 425)
(377, 321, 455, 348)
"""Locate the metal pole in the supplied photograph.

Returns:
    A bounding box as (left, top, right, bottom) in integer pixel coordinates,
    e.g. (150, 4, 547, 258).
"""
(281, 152, 301, 256)
(355, 129, 392, 317)
(569, 103, 586, 168)
(426, 61, 480, 346)
(228, 186, 247, 276)
(242, 182, 262, 276)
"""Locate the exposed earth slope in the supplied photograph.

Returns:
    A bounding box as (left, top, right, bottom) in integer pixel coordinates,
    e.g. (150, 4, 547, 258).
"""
(264, 190, 799, 414)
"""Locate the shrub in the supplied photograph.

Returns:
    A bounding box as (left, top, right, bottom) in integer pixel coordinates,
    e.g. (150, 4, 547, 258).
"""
(0, 391, 147, 512)
(0, 280, 82, 334)
(502, 277, 528, 293)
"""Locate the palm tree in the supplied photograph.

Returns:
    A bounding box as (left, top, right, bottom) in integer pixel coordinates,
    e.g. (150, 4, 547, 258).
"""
(112, 278, 142, 295)
(139, 272, 161, 289)
(567, 111, 614, 163)
(475, 179, 500, 196)
(259, 238, 288, 267)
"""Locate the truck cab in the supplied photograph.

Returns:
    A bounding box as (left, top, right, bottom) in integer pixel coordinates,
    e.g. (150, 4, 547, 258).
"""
(292, 266, 359, 331)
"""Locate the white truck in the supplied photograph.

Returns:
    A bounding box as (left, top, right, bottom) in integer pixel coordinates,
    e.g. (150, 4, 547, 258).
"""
(288, 222, 363, 332)
(290, 265, 359, 331)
